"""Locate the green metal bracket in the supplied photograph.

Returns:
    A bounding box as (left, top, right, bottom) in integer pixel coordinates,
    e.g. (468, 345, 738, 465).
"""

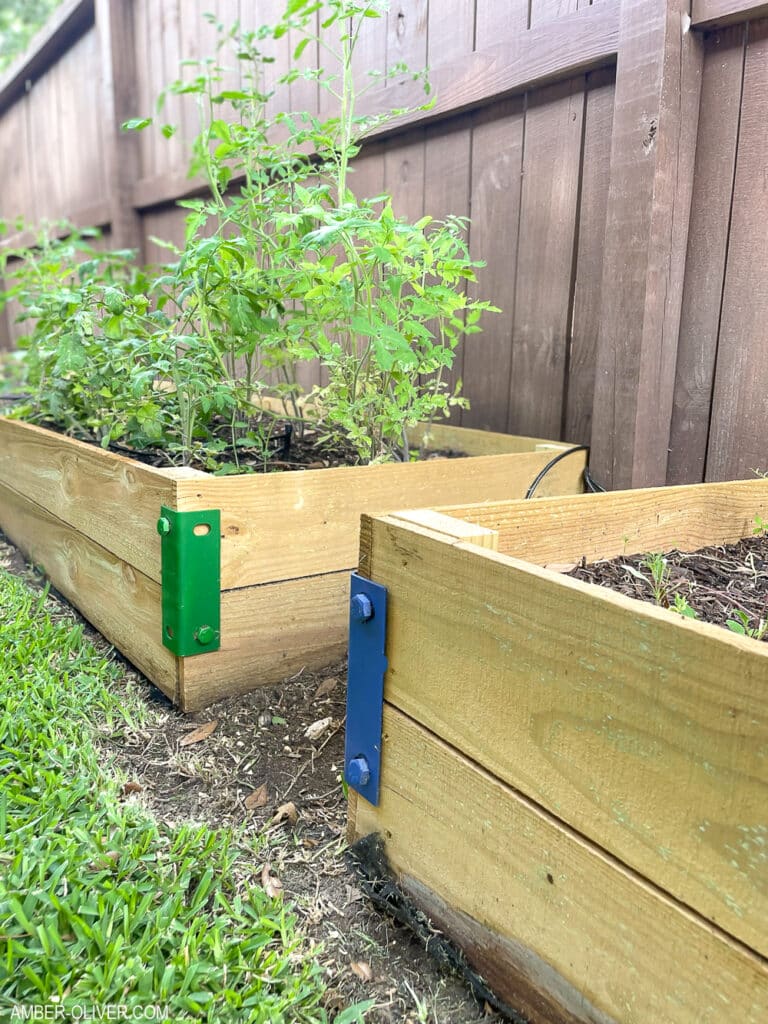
(157, 506, 221, 657)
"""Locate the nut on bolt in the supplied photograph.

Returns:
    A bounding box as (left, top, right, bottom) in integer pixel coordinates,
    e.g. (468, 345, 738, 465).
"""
(350, 592, 373, 622)
(347, 756, 371, 788)
(157, 516, 171, 536)
(195, 625, 215, 646)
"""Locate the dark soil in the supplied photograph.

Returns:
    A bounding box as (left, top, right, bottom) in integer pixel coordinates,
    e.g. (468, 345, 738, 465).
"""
(7, 405, 465, 474)
(0, 532, 503, 1024)
(568, 534, 768, 638)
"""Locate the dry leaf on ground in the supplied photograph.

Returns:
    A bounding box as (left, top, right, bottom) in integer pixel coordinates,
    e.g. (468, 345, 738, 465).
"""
(179, 720, 218, 747)
(304, 717, 333, 741)
(314, 676, 339, 699)
(261, 863, 284, 898)
(270, 801, 299, 826)
(244, 783, 269, 810)
(121, 781, 143, 795)
(350, 960, 373, 983)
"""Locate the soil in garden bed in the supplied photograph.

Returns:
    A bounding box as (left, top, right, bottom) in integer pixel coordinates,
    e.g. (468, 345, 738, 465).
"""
(568, 534, 768, 638)
(0, 531, 505, 1024)
(16, 410, 467, 473)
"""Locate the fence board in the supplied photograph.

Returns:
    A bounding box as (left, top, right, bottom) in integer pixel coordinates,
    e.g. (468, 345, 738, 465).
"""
(508, 77, 584, 439)
(706, 19, 768, 481)
(668, 26, 745, 485)
(462, 99, 525, 432)
(565, 69, 615, 446)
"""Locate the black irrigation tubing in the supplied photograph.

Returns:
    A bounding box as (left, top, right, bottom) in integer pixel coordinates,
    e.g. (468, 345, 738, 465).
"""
(524, 444, 606, 499)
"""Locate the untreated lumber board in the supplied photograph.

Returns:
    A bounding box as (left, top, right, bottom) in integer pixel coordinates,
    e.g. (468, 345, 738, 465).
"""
(705, 21, 768, 482)
(179, 570, 350, 711)
(352, 705, 768, 1024)
(0, 479, 176, 698)
(692, 0, 768, 26)
(0, 417, 177, 584)
(359, 507, 768, 955)
(668, 26, 745, 484)
(440, 477, 768, 564)
(590, 0, 704, 488)
(174, 443, 587, 591)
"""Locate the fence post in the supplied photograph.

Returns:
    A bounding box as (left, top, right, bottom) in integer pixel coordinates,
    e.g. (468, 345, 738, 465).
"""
(95, 0, 142, 256)
(589, 0, 704, 489)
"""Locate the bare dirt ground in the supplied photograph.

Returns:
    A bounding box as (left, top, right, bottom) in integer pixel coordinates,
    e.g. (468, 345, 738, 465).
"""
(1, 532, 505, 1024)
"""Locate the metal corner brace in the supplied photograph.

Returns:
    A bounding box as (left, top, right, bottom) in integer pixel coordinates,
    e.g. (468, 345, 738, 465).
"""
(157, 506, 221, 657)
(345, 571, 388, 806)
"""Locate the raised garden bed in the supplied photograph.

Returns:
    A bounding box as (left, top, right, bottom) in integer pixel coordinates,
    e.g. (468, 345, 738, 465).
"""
(347, 479, 768, 1024)
(0, 415, 585, 711)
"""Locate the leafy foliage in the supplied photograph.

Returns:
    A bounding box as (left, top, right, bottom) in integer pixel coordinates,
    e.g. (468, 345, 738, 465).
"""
(0, 0, 64, 72)
(2, 0, 497, 467)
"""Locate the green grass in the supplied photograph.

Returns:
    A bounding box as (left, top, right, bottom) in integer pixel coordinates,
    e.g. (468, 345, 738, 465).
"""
(0, 570, 369, 1022)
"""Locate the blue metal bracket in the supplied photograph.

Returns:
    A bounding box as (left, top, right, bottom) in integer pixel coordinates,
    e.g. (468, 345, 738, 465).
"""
(345, 572, 388, 806)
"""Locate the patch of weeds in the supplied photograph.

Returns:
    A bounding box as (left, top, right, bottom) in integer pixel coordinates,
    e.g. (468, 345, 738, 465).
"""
(0, 571, 369, 1022)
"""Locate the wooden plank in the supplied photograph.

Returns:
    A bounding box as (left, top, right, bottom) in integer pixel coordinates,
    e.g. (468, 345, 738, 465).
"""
(508, 77, 584, 439)
(406, 420, 574, 455)
(427, 0, 474, 64)
(705, 21, 768, 482)
(423, 116, 472, 409)
(95, 0, 143, 253)
(385, 509, 499, 549)
(590, 0, 704, 488)
(461, 98, 524, 431)
(179, 570, 350, 711)
(359, 507, 768, 955)
(383, 128, 425, 222)
(565, 69, 615, 447)
(530, 0, 579, 28)
(668, 27, 745, 485)
(0, 418, 177, 584)
(0, 479, 177, 699)
(0, 0, 94, 114)
(174, 442, 586, 591)
(352, 706, 768, 1024)
(692, 0, 768, 27)
(387, 0, 428, 85)
(131, 2, 619, 211)
(475, 0, 529, 49)
(439, 477, 768, 564)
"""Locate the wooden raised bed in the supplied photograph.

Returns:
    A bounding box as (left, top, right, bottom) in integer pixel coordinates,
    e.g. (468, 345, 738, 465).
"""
(0, 416, 585, 710)
(348, 479, 768, 1024)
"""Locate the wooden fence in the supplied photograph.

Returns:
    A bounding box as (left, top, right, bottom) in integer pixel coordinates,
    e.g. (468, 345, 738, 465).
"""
(1, 0, 767, 488)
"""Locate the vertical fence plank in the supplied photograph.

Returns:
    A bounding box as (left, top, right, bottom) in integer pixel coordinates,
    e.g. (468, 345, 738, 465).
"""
(565, 69, 615, 447)
(474, 0, 528, 47)
(668, 26, 745, 484)
(530, 0, 579, 28)
(96, 0, 142, 253)
(590, 0, 704, 489)
(462, 99, 524, 432)
(507, 78, 584, 439)
(706, 20, 768, 481)
(428, 0, 474, 64)
(387, 0, 428, 81)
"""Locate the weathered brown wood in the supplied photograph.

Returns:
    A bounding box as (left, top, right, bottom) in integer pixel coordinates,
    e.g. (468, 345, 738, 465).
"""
(0, 479, 177, 698)
(0, 0, 93, 114)
(179, 570, 350, 711)
(358, 485, 768, 954)
(705, 21, 768, 482)
(530, 0, 579, 28)
(130, 2, 619, 212)
(383, 128, 425, 222)
(174, 436, 586, 591)
(508, 77, 584, 439)
(462, 98, 524, 431)
(590, 0, 704, 488)
(667, 27, 745, 485)
(0, 417, 176, 583)
(475, 0, 528, 49)
(692, 0, 768, 26)
(387, 0, 428, 85)
(352, 705, 768, 1024)
(96, 0, 143, 253)
(427, 0, 474, 65)
(565, 69, 615, 446)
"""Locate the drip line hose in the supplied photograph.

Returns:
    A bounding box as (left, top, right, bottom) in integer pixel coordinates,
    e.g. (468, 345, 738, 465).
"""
(525, 444, 606, 499)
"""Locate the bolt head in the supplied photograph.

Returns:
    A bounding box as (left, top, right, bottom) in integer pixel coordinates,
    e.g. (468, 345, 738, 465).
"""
(347, 756, 371, 788)
(157, 516, 171, 536)
(196, 625, 215, 646)
(350, 592, 373, 622)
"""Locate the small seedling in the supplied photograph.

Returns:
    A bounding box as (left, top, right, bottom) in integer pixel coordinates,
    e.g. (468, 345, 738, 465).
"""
(753, 514, 767, 537)
(726, 609, 768, 641)
(672, 593, 698, 620)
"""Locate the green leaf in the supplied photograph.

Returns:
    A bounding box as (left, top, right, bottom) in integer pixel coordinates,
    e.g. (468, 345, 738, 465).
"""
(121, 117, 152, 132)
